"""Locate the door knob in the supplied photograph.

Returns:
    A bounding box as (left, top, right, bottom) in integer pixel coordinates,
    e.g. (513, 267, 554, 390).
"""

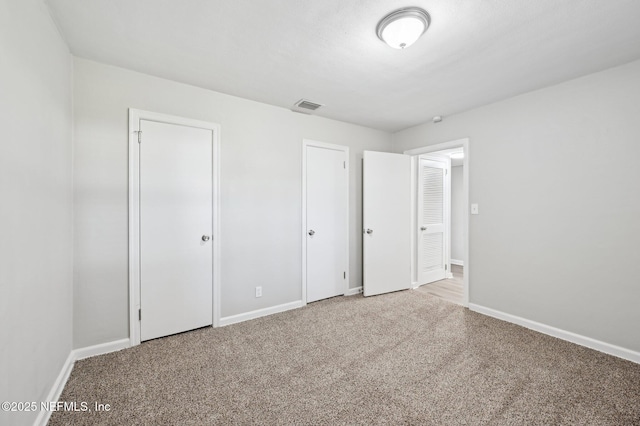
(366, 229, 373, 235)
(308, 230, 315, 236)
(420, 226, 427, 231)
(202, 235, 210, 242)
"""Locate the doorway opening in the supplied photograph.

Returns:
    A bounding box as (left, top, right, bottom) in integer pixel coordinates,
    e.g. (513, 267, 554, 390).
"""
(404, 139, 469, 306)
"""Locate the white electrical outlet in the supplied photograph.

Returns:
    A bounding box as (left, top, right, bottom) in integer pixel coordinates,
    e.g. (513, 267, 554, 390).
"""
(471, 203, 479, 215)
(255, 286, 262, 298)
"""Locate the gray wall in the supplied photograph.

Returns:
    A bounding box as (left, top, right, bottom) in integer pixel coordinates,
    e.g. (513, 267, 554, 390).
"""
(450, 165, 464, 263)
(0, 0, 73, 425)
(73, 58, 392, 348)
(393, 60, 640, 353)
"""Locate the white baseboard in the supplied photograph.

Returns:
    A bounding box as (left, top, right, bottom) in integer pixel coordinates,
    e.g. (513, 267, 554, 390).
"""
(219, 300, 304, 327)
(451, 259, 464, 266)
(33, 351, 75, 426)
(73, 338, 130, 361)
(345, 286, 363, 296)
(34, 338, 130, 426)
(469, 303, 640, 364)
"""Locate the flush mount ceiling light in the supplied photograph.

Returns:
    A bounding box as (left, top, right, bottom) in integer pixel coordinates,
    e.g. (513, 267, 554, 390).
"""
(376, 7, 431, 49)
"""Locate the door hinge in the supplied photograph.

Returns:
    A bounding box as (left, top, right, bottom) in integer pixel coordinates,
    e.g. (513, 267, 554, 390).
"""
(138, 309, 141, 321)
(445, 169, 448, 175)
(137, 131, 142, 144)
(344, 271, 346, 279)
(343, 161, 346, 169)
(445, 264, 448, 271)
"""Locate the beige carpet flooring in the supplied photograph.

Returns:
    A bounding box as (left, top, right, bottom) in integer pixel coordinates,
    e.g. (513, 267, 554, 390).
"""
(50, 290, 640, 425)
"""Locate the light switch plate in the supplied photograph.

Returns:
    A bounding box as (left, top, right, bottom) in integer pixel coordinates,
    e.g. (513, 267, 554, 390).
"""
(471, 204, 479, 215)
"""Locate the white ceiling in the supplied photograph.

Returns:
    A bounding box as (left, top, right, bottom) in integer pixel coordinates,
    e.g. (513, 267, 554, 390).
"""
(45, 0, 640, 132)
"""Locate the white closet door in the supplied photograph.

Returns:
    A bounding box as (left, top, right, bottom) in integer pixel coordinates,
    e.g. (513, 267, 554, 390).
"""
(305, 144, 348, 303)
(140, 119, 213, 341)
(363, 151, 411, 297)
(417, 158, 448, 285)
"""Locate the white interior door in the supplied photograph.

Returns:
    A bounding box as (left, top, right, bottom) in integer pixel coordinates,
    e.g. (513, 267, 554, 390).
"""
(363, 151, 411, 297)
(305, 143, 348, 303)
(417, 157, 449, 285)
(140, 119, 213, 341)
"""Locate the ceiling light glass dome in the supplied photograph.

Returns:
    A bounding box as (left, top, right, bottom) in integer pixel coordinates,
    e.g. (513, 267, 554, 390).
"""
(376, 7, 431, 49)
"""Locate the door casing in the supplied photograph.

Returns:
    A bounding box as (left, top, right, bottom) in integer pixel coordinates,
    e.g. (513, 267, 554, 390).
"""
(128, 109, 221, 346)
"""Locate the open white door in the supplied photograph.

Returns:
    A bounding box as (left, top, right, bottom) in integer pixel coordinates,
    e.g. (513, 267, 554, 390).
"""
(417, 157, 450, 285)
(363, 151, 411, 297)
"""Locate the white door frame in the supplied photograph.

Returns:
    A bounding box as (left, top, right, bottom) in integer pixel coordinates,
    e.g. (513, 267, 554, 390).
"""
(128, 109, 221, 346)
(404, 138, 470, 307)
(301, 139, 350, 304)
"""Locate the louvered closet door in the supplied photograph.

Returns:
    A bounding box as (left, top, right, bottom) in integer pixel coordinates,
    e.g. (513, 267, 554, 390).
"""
(417, 158, 448, 285)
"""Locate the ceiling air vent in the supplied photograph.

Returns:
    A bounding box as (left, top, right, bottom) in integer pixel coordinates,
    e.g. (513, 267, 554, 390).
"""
(292, 99, 324, 114)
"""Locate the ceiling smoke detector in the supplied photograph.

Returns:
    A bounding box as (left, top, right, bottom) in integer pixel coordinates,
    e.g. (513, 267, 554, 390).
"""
(292, 99, 324, 114)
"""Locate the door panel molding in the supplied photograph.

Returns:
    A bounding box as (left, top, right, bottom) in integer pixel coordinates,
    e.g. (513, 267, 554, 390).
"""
(301, 139, 350, 304)
(128, 109, 221, 346)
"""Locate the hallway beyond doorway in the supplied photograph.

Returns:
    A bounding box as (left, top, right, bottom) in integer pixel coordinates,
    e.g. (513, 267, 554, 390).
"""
(416, 264, 464, 305)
